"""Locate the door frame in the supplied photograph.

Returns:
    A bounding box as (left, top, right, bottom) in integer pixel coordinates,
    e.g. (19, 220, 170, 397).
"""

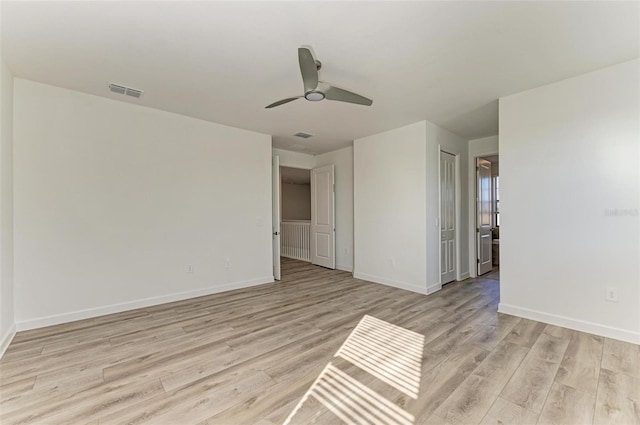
(272, 161, 313, 279)
(437, 146, 463, 284)
(272, 155, 281, 280)
(468, 149, 499, 278)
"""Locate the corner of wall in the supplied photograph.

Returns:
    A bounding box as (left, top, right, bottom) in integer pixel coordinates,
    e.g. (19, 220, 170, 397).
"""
(0, 57, 16, 359)
(0, 323, 16, 359)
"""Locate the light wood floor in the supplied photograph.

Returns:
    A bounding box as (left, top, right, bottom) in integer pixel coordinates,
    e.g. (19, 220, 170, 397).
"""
(1, 258, 639, 425)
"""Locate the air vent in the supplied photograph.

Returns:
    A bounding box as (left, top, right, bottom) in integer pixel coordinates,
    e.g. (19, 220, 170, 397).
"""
(293, 132, 313, 139)
(109, 83, 143, 99)
(125, 88, 143, 98)
(108, 84, 126, 95)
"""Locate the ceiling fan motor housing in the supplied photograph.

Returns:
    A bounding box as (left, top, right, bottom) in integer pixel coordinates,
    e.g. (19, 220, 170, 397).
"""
(305, 91, 325, 101)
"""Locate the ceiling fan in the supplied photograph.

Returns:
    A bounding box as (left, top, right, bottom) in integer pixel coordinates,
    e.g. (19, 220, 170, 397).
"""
(266, 47, 373, 109)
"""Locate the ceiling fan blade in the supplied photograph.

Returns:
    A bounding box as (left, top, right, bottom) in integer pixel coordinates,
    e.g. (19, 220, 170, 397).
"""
(324, 84, 373, 106)
(265, 97, 301, 109)
(298, 48, 319, 93)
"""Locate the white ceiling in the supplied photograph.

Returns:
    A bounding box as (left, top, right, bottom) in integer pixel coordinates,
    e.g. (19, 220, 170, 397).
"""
(2, 2, 638, 154)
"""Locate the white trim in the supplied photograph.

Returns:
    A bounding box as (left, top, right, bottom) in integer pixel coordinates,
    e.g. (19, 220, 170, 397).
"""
(16, 277, 274, 332)
(457, 272, 470, 281)
(468, 148, 499, 278)
(437, 144, 442, 286)
(353, 272, 428, 295)
(336, 264, 353, 273)
(438, 145, 463, 285)
(0, 323, 17, 359)
(454, 154, 462, 282)
(498, 303, 640, 345)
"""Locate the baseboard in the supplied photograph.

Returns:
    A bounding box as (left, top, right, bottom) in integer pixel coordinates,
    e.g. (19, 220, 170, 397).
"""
(457, 272, 470, 281)
(16, 276, 274, 332)
(336, 264, 353, 273)
(0, 323, 16, 359)
(427, 282, 442, 294)
(353, 272, 427, 295)
(498, 303, 640, 345)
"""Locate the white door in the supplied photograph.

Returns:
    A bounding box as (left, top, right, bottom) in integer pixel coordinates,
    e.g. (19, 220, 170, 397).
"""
(311, 164, 335, 269)
(272, 155, 281, 280)
(477, 158, 493, 275)
(440, 151, 456, 284)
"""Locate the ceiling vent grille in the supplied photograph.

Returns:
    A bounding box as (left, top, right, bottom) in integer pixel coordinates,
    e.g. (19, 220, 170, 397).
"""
(294, 132, 313, 139)
(109, 83, 143, 98)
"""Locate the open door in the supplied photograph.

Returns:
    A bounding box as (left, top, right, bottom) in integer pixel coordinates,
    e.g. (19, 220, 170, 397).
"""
(311, 164, 335, 269)
(272, 155, 281, 280)
(440, 151, 456, 284)
(477, 158, 493, 275)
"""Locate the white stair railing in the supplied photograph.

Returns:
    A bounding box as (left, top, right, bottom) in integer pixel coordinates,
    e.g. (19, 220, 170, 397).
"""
(281, 220, 311, 262)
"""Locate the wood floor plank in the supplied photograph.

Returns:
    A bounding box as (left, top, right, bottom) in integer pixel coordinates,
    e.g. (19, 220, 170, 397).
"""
(432, 341, 529, 424)
(601, 338, 640, 379)
(555, 331, 603, 394)
(500, 354, 560, 413)
(593, 368, 640, 425)
(503, 319, 547, 348)
(410, 344, 490, 420)
(527, 332, 570, 363)
(479, 397, 539, 425)
(471, 341, 530, 393)
(465, 314, 520, 352)
(0, 377, 36, 403)
(538, 382, 596, 425)
(433, 374, 501, 424)
(210, 364, 327, 424)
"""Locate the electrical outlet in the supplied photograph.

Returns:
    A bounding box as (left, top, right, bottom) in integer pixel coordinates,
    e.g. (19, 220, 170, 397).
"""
(224, 256, 231, 270)
(187, 265, 194, 274)
(605, 286, 618, 302)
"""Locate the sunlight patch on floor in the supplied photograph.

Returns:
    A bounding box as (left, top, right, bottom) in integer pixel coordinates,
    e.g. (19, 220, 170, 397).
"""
(335, 315, 424, 399)
(283, 315, 425, 425)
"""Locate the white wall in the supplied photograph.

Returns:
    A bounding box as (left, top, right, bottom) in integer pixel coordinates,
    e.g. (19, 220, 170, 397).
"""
(499, 59, 640, 344)
(13, 79, 273, 329)
(281, 183, 311, 220)
(426, 122, 470, 289)
(354, 121, 469, 294)
(272, 148, 315, 170)
(0, 58, 15, 356)
(469, 136, 499, 157)
(354, 122, 429, 293)
(315, 146, 354, 272)
(467, 135, 499, 277)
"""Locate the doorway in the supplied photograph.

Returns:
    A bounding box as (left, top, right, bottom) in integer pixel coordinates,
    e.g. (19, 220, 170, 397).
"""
(280, 166, 312, 262)
(272, 156, 336, 280)
(476, 154, 500, 276)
